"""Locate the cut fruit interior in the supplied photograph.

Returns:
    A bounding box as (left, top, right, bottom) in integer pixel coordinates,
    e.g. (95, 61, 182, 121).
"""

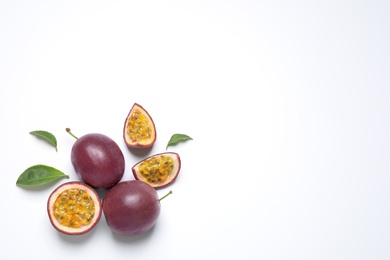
(123, 103, 156, 148)
(47, 181, 102, 235)
(132, 152, 181, 188)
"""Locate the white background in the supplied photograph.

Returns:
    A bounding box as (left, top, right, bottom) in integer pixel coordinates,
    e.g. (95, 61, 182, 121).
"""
(1, 1, 390, 259)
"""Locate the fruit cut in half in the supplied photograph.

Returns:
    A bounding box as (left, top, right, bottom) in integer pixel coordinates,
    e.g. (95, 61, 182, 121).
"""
(132, 152, 181, 189)
(123, 103, 156, 148)
(47, 182, 102, 235)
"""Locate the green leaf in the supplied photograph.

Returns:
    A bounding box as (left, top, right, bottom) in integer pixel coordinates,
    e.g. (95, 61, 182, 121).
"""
(16, 164, 69, 187)
(166, 133, 193, 150)
(30, 130, 58, 151)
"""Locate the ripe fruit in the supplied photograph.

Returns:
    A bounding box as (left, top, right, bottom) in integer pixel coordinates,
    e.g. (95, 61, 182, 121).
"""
(102, 180, 163, 236)
(132, 152, 181, 189)
(66, 128, 125, 189)
(123, 103, 156, 148)
(47, 181, 102, 235)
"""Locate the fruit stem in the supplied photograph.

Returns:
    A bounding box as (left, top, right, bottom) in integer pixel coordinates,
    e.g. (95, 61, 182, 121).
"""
(159, 190, 173, 202)
(66, 128, 78, 140)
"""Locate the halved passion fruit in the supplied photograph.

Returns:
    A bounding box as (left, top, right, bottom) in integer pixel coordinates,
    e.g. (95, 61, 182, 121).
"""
(47, 181, 102, 235)
(123, 103, 156, 148)
(132, 152, 181, 188)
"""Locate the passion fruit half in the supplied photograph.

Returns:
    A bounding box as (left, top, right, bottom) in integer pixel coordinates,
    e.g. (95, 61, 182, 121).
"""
(123, 103, 156, 148)
(47, 181, 102, 235)
(132, 152, 181, 188)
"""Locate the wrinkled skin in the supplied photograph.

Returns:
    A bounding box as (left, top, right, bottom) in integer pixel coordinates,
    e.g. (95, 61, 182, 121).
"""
(103, 180, 161, 236)
(71, 133, 125, 189)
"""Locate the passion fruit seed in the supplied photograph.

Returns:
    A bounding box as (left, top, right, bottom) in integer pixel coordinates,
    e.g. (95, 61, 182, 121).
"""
(53, 187, 95, 229)
(138, 155, 174, 184)
(127, 108, 152, 142)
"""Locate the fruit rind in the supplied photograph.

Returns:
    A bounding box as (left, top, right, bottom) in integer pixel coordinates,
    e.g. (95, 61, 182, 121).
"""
(123, 103, 156, 148)
(71, 133, 125, 190)
(47, 181, 102, 235)
(102, 180, 161, 236)
(132, 152, 181, 189)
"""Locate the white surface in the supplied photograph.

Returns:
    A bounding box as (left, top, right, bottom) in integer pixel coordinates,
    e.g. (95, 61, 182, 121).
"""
(1, 1, 390, 259)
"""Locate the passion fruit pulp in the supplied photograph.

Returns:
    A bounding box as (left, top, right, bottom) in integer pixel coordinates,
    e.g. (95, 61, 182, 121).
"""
(47, 181, 102, 235)
(123, 103, 156, 148)
(132, 152, 181, 189)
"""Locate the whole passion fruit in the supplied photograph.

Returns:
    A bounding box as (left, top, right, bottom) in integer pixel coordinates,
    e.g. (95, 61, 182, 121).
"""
(123, 103, 156, 148)
(132, 152, 181, 189)
(66, 128, 125, 189)
(47, 181, 102, 235)
(103, 180, 162, 236)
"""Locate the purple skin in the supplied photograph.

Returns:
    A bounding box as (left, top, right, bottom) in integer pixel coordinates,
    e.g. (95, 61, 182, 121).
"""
(71, 133, 125, 190)
(102, 180, 161, 236)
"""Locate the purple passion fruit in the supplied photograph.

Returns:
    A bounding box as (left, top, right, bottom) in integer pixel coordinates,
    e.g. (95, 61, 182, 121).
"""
(103, 180, 161, 236)
(67, 129, 125, 190)
(132, 152, 181, 189)
(47, 181, 102, 235)
(123, 103, 156, 148)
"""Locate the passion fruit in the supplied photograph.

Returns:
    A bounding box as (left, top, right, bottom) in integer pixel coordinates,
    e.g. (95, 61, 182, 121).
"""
(102, 180, 161, 236)
(47, 181, 102, 235)
(123, 103, 156, 148)
(132, 152, 181, 189)
(66, 128, 125, 189)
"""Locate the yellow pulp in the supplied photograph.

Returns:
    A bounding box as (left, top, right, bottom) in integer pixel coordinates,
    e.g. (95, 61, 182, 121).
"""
(127, 108, 152, 142)
(53, 188, 95, 229)
(138, 155, 174, 184)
